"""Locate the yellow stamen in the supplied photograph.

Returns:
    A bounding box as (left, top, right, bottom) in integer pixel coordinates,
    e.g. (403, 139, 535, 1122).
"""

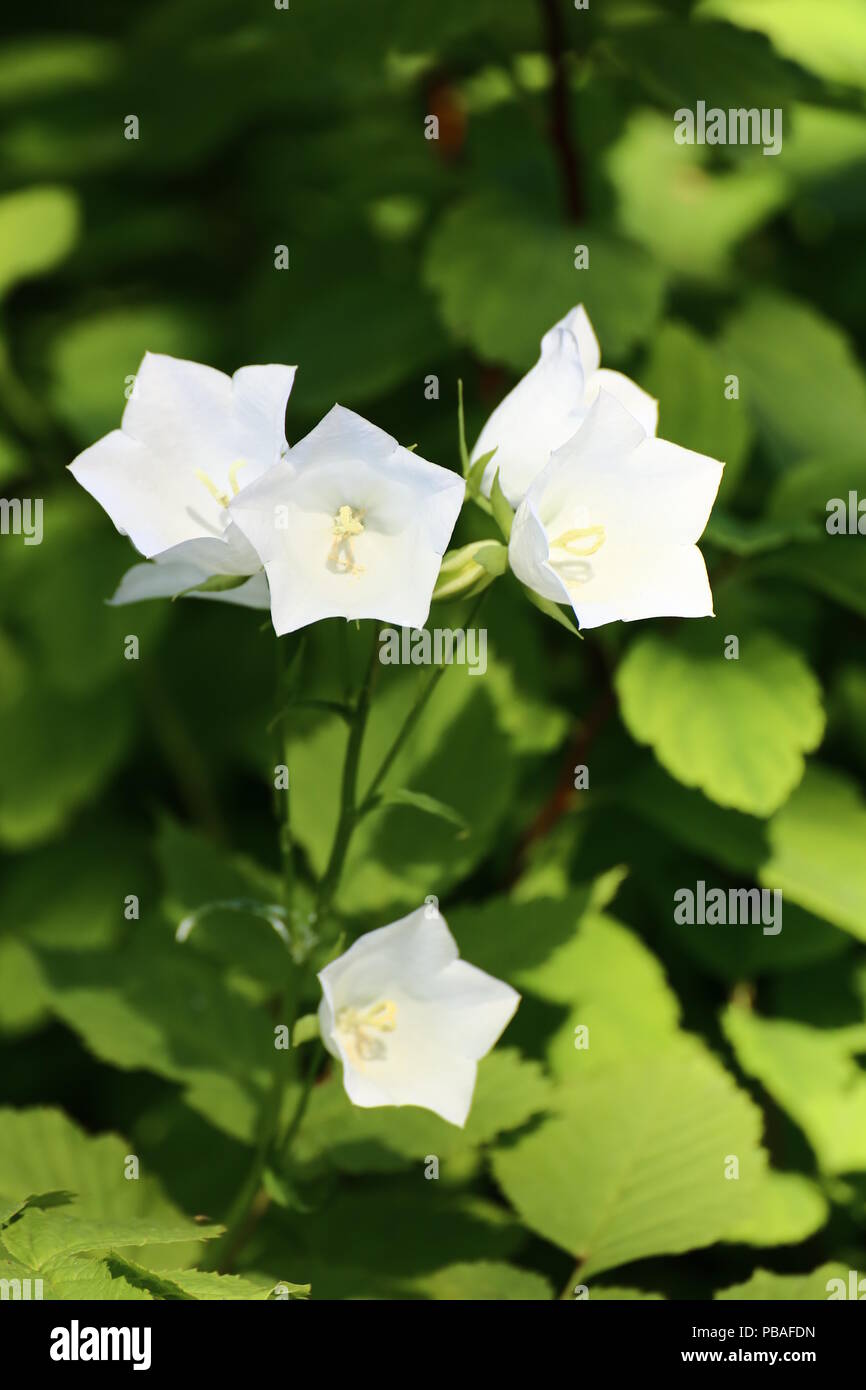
(195, 469, 230, 509)
(336, 998, 397, 1063)
(329, 504, 366, 576)
(551, 524, 606, 558)
(228, 459, 248, 496)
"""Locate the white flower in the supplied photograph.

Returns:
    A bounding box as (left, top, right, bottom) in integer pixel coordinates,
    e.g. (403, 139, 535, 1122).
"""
(472, 304, 658, 506)
(508, 391, 723, 630)
(317, 904, 520, 1127)
(68, 352, 296, 605)
(229, 404, 465, 635)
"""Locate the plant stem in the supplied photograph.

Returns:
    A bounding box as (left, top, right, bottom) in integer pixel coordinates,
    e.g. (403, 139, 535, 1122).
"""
(314, 624, 380, 922)
(360, 590, 489, 813)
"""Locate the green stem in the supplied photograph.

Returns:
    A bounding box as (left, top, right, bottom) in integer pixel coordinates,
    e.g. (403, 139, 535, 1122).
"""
(360, 590, 489, 813)
(314, 624, 380, 922)
(279, 1039, 324, 1154)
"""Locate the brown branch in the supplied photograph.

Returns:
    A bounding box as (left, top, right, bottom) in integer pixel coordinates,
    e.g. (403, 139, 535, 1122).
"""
(537, 0, 584, 222)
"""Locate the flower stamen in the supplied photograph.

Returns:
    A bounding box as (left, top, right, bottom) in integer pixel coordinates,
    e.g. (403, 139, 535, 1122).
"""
(336, 998, 397, 1063)
(328, 504, 366, 576)
(550, 524, 606, 558)
(195, 469, 231, 509)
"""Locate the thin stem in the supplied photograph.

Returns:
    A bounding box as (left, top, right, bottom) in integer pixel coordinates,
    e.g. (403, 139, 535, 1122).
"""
(279, 1039, 324, 1154)
(314, 625, 380, 921)
(360, 590, 489, 813)
(274, 634, 306, 912)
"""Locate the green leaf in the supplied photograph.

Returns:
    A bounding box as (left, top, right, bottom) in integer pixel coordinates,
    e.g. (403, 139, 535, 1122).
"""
(31, 940, 287, 1142)
(0, 683, 131, 849)
(698, 0, 866, 90)
(489, 469, 514, 541)
(723, 1003, 866, 1175)
(1, 1207, 220, 1270)
(521, 585, 582, 636)
(50, 305, 210, 441)
(721, 292, 866, 465)
(457, 378, 470, 475)
(761, 765, 866, 939)
(175, 573, 251, 598)
(615, 627, 825, 816)
(607, 111, 785, 281)
(372, 787, 468, 833)
(715, 1264, 853, 1301)
(284, 634, 519, 915)
(641, 323, 752, 500)
(294, 1050, 553, 1175)
(0, 1107, 211, 1272)
(704, 511, 819, 556)
(107, 1255, 308, 1300)
(725, 1170, 829, 1248)
(0, 185, 79, 298)
(411, 1261, 552, 1301)
(471, 905, 682, 1080)
(491, 1043, 767, 1275)
(467, 447, 497, 497)
(752, 540, 866, 621)
(250, 1182, 522, 1300)
(425, 193, 665, 369)
(0, 1250, 154, 1301)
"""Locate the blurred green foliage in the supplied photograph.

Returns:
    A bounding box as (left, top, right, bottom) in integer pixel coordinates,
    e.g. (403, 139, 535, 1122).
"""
(2, 0, 866, 1301)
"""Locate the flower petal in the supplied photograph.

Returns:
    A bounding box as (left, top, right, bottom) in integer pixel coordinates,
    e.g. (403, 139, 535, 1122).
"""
(586, 367, 658, 437)
(472, 328, 587, 506)
(543, 303, 601, 377)
(230, 406, 465, 635)
(69, 355, 295, 557)
(568, 541, 715, 629)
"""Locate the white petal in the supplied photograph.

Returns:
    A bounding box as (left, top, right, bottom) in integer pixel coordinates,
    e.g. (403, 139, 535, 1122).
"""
(614, 436, 723, 544)
(69, 355, 295, 557)
(230, 407, 464, 635)
(568, 541, 715, 629)
(585, 367, 658, 437)
(317, 906, 458, 1012)
(508, 496, 573, 605)
(472, 328, 587, 506)
(424, 959, 520, 1060)
(543, 303, 601, 377)
(108, 525, 263, 606)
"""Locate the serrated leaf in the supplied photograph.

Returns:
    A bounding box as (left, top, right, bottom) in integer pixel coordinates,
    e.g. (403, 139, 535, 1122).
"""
(1, 1207, 220, 1270)
(294, 1050, 553, 1175)
(108, 1255, 307, 1300)
(761, 765, 866, 939)
(615, 627, 824, 816)
(491, 1044, 767, 1276)
(425, 194, 665, 369)
(723, 1004, 866, 1175)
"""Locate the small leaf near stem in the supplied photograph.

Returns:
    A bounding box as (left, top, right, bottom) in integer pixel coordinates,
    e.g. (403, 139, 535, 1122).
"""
(457, 377, 470, 476)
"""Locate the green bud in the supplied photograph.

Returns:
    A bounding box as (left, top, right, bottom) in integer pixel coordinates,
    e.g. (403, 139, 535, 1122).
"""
(432, 538, 508, 601)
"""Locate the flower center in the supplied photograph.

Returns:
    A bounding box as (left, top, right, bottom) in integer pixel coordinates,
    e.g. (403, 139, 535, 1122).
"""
(195, 459, 248, 510)
(335, 998, 397, 1063)
(549, 523, 605, 586)
(328, 504, 365, 576)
